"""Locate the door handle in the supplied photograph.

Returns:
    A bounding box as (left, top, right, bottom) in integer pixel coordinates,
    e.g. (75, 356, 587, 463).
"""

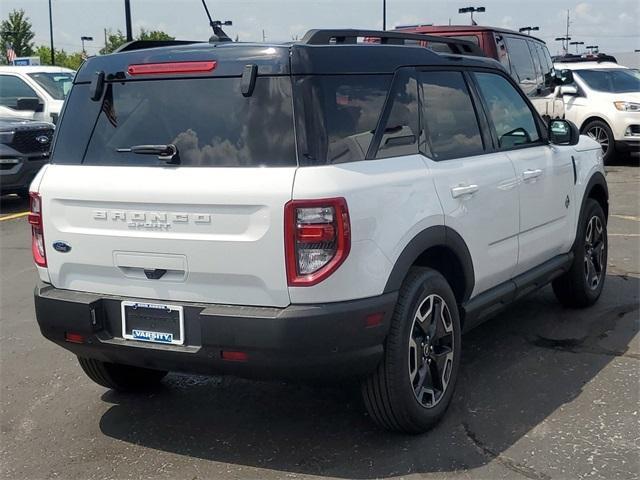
(451, 184, 479, 198)
(522, 169, 543, 181)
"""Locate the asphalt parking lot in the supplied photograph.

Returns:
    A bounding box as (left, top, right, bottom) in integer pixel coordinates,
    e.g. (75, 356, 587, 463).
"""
(1, 158, 638, 480)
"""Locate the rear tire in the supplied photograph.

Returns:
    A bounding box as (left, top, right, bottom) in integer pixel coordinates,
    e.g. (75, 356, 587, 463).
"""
(78, 357, 168, 392)
(553, 199, 607, 308)
(362, 268, 461, 433)
(583, 120, 615, 164)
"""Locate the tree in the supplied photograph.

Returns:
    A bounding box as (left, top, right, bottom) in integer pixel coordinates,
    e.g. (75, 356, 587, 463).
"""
(100, 28, 175, 55)
(138, 28, 174, 42)
(35, 46, 84, 70)
(0, 9, 35, 62)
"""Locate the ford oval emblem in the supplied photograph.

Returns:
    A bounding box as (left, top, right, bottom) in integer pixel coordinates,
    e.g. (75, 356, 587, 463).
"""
(52, 241, 71, 253)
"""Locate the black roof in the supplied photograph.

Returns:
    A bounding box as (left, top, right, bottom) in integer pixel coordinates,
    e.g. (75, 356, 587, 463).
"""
(75, 29, 503, 83)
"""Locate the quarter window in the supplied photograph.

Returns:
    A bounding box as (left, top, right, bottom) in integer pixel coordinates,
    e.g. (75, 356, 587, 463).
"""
(294, 75, 391, 165)
(419, 71, 484, 160)
(474, 72, 540, 149)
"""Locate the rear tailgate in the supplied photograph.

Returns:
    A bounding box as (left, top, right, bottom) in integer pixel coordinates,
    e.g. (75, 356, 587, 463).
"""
(40, 165, 294, 307)
(38, 47, 297, 308)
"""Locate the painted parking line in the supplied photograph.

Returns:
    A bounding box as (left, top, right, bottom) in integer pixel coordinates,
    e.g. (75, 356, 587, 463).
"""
(0, 211, 29, 222)
(611, 214, 640, 222)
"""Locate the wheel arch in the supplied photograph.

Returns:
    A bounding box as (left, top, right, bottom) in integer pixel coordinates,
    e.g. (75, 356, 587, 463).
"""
(383, 226, 475, 305)
(583, 171, 609, 220)
(579, 115, 611, 133)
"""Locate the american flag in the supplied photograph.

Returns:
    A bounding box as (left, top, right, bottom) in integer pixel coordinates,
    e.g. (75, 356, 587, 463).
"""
(5, 44, 16, 64)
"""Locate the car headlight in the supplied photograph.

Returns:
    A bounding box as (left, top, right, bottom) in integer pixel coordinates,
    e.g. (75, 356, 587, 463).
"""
(0, 130, 15, 143)
(614, 101, 640, 112)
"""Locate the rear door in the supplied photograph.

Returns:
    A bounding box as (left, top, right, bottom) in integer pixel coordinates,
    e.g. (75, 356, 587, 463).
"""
(418, 69, 520, 296)
(40, 73, 297, 307)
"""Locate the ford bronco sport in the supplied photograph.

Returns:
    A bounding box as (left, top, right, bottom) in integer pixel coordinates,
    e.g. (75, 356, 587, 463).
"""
(32, 30, 608, 433)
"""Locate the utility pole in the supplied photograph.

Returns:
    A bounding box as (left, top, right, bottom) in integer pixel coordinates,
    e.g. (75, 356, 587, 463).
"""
(383, 0, 386, 30)
(564, 9, 571, 54)
(262, 29, 266, 42)
(48, 0, 55, 65)
(104, 28, 108, 53)
(124, 0, 133, 42)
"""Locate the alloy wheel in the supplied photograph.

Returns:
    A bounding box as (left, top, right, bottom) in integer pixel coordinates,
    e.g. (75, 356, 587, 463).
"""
(587, 126, 610, 154)
(408, 294, 455, 409)
(584, 215, 605, 290)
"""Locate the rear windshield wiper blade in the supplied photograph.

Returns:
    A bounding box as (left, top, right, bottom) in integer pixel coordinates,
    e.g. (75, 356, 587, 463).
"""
(117, 144, 180, 164)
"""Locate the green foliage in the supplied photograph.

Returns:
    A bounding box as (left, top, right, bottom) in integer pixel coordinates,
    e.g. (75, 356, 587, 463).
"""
(100, 28, 175, 55)
(0, 9, 35, 62)
(35, 45, 84, 70)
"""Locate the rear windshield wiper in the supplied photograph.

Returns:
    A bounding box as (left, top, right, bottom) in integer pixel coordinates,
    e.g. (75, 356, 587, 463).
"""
(117, 144, 180, 165)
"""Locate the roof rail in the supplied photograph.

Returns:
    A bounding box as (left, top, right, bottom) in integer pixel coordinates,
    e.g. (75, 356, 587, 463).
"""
(300, 29, 483, 56)
(553, 53, 618, 64)
(114, 40, 203, 53)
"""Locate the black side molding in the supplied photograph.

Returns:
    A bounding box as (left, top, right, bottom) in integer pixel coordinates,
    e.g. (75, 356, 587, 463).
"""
(462, 253, 573, 332)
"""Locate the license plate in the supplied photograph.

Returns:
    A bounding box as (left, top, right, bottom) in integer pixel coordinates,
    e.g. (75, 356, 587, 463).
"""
(121, 301, 184, 345)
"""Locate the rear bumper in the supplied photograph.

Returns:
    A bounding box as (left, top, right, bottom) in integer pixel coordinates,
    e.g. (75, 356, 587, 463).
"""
(34, 283, 396, 380)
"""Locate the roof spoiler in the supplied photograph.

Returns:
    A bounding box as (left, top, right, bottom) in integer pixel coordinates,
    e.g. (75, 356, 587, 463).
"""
(300, 29, 484, 56)
(114, 40, 203, 53)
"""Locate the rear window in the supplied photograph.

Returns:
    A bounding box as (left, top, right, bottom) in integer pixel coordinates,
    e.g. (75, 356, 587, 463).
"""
(55, 76, 296, 167)
(294, 75, 391, 165)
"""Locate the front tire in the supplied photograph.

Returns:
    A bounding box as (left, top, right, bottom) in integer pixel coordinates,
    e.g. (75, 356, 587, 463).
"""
(584, 120, 615, 164)
(553, 199, 607, 307)
(78, 357, 168, 392)
(362, 268, 461, 433)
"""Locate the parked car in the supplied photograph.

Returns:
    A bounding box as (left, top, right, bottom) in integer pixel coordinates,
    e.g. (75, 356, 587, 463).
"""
(32, 29, 608, 433)
(394, 25, 563, 121)
(0, 117, 54, 197)
(553, 57, 640, 162)
(0, 66, 75, 124)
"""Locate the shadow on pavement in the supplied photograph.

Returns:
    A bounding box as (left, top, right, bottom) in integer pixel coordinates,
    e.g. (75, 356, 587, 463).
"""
(0, 194, 29, 216)
(98, 275, 639, 478)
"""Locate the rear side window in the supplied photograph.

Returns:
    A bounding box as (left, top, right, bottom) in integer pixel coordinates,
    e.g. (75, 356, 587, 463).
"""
(294, 75, 391, 165)
(419, 71, 484, 160)
(474, 72, 540, 149)
(504, 36, 537, 96)
(79, 76, 296, 167)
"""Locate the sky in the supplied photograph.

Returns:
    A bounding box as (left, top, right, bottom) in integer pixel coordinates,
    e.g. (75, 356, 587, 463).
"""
(2, 0, 639, 57)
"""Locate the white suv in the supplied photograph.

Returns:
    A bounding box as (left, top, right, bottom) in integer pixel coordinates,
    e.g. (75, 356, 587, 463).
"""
(32, 30, 609, 433)
(554, 59, 640, 162)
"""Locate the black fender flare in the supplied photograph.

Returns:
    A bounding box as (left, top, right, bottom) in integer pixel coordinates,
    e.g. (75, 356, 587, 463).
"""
(581, 171, 608, 219)
(383, 225, 475, 303)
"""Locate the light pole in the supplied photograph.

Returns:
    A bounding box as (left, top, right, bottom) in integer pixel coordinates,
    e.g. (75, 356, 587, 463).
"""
(569, 41, 584, 54)
(48, 0, 54, 65)
(518, 26, 539, 35)
(383, 0, 387, 30)
(586, 45, 599, 54)
(458, 6, 485, 25)
(555, 36, 571, 55)
(81, 36, 93, 56)
(124, 0, 133, 42)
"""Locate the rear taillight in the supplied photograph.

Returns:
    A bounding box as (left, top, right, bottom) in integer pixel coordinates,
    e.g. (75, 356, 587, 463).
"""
(28, 192, 46, 267)
(285, 198, 350, 286)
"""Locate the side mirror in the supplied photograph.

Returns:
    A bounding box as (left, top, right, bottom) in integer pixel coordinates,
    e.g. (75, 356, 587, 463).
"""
(16, 97, 44, 112)
(560, 85, 578, 96)
(548, 119, 580, 146)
